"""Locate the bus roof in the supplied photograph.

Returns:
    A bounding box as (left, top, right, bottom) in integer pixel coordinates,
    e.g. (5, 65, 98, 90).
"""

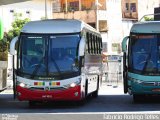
(131, 21, 160, 34)
(21, 19, 99, 34)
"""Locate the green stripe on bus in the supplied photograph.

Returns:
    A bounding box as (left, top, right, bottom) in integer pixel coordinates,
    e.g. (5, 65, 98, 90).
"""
(0, 18, 4, 40)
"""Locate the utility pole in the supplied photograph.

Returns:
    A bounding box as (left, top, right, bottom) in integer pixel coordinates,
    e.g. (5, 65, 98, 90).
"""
(65, 0, 68, 12)
(96, 0, 99, 31)
(79, 0, 82, 11)
(45, 0, 47, 19)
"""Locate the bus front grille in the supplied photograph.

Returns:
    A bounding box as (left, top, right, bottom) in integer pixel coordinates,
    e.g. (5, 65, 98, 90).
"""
(29, 87, 44, 91)
(29, 87, 66, 91)
(141, 82, 160, 86)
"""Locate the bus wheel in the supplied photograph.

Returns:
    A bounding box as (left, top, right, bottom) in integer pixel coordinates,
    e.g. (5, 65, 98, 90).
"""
(133, 94, 144, 103)
(85, 80, 88, 98)
(77, 99, 86, 106)
(92, 77, 99, 98)
(29, 101, 36, 107)
(92, 89, 98, 98)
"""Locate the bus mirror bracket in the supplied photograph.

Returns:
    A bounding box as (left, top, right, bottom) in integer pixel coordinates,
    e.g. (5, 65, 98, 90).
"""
(10, 36, 18, 55)
(79, 37, 85, 57)
(122, 36, 129, 52)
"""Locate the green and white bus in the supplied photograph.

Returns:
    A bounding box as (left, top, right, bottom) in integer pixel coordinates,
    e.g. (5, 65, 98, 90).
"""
(122, 16, 160, 102)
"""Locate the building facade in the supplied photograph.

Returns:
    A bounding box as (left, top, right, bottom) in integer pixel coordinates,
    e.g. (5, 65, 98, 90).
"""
(53, 0, 118, 55)
(52, 0, 160, 55)
(0, 0, 53, 32)
(0, 0, 159, 55)
(53, 0, 126, 55)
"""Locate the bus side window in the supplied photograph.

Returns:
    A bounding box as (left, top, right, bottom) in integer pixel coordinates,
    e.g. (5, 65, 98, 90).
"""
(92, 35, 95, 54)
(98, 37, 102, 54)
(88, 33, 91, 54)
(97, 36, 99, 54)
(93, 35, 96, 54)
(86, 32, 90, 54)
(97, 37, 100, 54)
(96, 36, 99, 54)
(100, 38, 102, 53)
(90, 33, 93, 54)
(92, 34, 96, 54)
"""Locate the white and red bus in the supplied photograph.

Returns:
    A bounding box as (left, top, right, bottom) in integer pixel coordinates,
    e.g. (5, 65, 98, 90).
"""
(10, 19, 103, 105)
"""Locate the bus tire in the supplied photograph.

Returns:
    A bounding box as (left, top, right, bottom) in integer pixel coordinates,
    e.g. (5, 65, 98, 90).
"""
(133, 94, 144, 103)
(92, 76, 99, 98)
(77, 99, 86, 106)
(85, 80, 88, 98)
(29, 101, 36, 107)
(123, 71, 128, 94)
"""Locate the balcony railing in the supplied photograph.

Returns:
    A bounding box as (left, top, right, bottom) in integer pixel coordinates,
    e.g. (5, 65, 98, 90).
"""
(53, 10, 96, 23)
(52, 0, 107, 13)
(122, 12, 138, 19)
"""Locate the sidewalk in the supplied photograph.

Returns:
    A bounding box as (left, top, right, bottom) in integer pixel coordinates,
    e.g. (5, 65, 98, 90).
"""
(99, 82, 124, 95)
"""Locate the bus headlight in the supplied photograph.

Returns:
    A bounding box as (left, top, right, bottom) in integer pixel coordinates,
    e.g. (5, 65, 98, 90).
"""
(128, 77, 143, 84)
(19, 83, 25, 87)
(133, 79, 143, 84)
(17, 81, 30, 88)
(63, 79, 81, 89)
(70, 83, 76, 87)
(70, 81, 81, 88)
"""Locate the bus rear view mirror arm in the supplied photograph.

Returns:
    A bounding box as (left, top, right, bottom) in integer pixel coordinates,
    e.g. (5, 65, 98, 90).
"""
(79, 37, 85, 56)
(122, 36, 129, 52)
(10, 36, 18, 55)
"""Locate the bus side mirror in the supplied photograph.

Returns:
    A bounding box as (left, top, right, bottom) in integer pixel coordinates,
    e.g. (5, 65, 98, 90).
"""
(79, 37, 85, 57)
(10, 36, 18, 55)
(122, 36, 129, 52)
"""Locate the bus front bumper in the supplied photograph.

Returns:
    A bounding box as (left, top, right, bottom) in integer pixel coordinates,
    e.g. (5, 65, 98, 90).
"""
(16, 85, 82, 101)
(131, 82, 160, 95)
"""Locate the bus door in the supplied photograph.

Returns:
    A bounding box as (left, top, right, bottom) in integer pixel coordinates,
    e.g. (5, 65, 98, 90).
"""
(10, 37, 18, 99)
(122, 36, 129, 94)
(12, 56, 16, 99)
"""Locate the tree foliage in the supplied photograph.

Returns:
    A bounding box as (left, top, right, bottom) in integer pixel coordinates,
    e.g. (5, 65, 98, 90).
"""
(144, 16, 154, 21)
(6, 13, 30, 43)
(0, 40, 8, 61)
(0, 13, 30, 61)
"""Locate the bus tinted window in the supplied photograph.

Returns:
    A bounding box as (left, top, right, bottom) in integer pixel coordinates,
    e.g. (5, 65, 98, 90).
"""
(93, 35, 96, 54)
(86, 33, 90, 53)
(90, 33, 93, 54)
(85, 32, 102, 55)
(100, 38, 102, 53)
(89, 33, 91, 54)
(95, 36, 98, 54)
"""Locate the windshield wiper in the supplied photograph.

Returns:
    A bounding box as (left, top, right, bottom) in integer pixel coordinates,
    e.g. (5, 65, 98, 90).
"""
(30, 57, 45, 79)
(142, 53, 151, 74)
(50, 57, 63, 79)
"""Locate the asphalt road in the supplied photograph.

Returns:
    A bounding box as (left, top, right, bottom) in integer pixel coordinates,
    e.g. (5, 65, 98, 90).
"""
(0, 83, 160, 120)
(1, 61, 160, 120)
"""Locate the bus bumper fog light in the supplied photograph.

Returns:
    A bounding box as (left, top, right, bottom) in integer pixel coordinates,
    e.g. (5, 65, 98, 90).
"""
(74, 92, 78, 96)
(133, 79, 143, 84)
(70, 83, 76, 88)
(19, 83, 25, 87)
(70, 80, 81, 88)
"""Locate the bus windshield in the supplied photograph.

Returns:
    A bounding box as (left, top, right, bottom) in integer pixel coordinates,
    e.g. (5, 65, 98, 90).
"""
(19, 34, 80, 79)
(129, 34, 160, 75)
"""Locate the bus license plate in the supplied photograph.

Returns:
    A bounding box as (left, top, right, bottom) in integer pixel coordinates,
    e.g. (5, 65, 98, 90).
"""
(42, 95, 53, 98)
